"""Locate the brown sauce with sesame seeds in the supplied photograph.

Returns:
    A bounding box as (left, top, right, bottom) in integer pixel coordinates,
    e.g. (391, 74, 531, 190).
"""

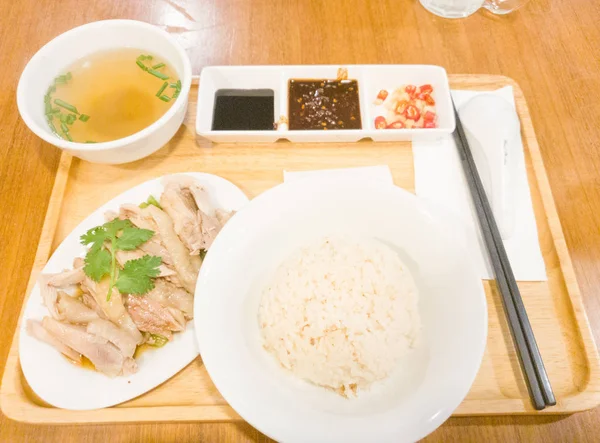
(288, 79, 362, 130)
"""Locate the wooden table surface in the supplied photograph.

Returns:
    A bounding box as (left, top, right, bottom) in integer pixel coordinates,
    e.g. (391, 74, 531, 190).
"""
(1, 0, 599, 441)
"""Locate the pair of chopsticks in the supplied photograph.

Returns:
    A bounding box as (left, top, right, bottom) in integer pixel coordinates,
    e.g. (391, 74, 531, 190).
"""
(451, 101, 556, 410)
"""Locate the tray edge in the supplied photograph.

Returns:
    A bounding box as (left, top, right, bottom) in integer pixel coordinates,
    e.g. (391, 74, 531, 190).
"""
(505, 75, 600, 408)
(1, 153, 74, 422)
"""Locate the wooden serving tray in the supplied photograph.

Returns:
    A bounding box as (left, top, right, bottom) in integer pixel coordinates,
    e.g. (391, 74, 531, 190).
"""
(2, 75, 600, 424)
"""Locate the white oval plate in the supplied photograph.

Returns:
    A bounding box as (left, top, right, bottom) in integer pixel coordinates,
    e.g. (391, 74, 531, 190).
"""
(195, 175, 487, 443)
(19, 173, 249, 410)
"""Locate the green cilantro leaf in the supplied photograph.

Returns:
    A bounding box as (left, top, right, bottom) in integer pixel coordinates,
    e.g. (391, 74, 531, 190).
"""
(83, 248, 111, 282)
(81, 217, 160, 300)
(103, 218, 132, 237)
(115, 255, 162, 295)
(115, 226, 154, 250)
(80, 226, 108, 249)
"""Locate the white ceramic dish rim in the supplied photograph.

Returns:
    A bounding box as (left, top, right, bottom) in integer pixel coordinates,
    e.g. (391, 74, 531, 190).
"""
(16, 19, 192, 153)
(195, 176, 488, 443)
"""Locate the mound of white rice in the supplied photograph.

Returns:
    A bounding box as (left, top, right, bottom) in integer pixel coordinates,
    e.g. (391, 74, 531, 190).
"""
(258, 236, 421, 397)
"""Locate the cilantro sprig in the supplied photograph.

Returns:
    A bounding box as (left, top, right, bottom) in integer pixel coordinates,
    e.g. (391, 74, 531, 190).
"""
(115, 255, 162, 294)
(80, 218, 161, 300)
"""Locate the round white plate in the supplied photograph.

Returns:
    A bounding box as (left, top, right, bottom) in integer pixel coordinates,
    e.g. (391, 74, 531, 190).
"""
(195, 175, 487, 443)
(19, 173, 249, 410)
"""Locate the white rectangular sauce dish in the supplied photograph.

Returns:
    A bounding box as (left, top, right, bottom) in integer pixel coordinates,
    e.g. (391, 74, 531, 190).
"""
(196, 65, 456, 143)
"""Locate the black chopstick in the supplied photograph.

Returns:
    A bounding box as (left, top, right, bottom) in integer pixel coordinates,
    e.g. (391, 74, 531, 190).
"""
(451, 100, 556, 410)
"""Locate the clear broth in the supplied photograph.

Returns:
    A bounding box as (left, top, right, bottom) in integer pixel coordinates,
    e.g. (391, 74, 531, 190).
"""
(47, 48, 179, 143)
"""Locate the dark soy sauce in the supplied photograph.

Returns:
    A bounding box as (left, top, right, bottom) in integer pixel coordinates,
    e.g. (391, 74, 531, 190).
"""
(211, 89, 275, 131)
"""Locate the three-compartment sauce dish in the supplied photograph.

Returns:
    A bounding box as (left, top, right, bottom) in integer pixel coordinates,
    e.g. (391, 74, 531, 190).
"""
(196, 65, 455, 143)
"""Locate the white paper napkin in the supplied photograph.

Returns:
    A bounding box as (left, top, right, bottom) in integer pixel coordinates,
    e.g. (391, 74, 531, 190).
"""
(413, 86, 547, 281)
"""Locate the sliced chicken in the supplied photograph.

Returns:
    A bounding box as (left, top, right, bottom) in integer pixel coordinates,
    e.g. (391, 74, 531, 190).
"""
(47, 266, 85, 287)
(196, 211, 221, 250)
(80, 276, 143, 344)
(87, 318, 137, 358)
(185, 180, 214, 215)
(115, 249, 177, 278)
(138, 239, 174, 266)
(81, 292, 107, 319)
(118, 204, 158, 231)
(73, 257, 84, 270)
(163, 273, 185, 288)
(126, 294, 186, 339)
(160, 180, 205, 255)
(41, 317, 137, 377)
(119, 204, 175, 266)
(27, 319, 81, 363)
(104, 210, 118, 222)
(39, 276, 63, 321)
(215, 208, 235, 226)
(144, 205, 201, 294)
(57, 291, 99, 324)
(146, 279, 194, 319)
(187, 182, 228, 250)
(167, 307, 186, 330)
(160, 177, 234, 252)
(40, 260, 87, 321)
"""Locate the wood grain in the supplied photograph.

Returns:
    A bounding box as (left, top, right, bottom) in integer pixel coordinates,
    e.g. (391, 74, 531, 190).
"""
(2, 0, 600, 441)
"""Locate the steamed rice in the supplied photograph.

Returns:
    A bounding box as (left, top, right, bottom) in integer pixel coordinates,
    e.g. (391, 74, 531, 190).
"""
(258, 236, 421, 397)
